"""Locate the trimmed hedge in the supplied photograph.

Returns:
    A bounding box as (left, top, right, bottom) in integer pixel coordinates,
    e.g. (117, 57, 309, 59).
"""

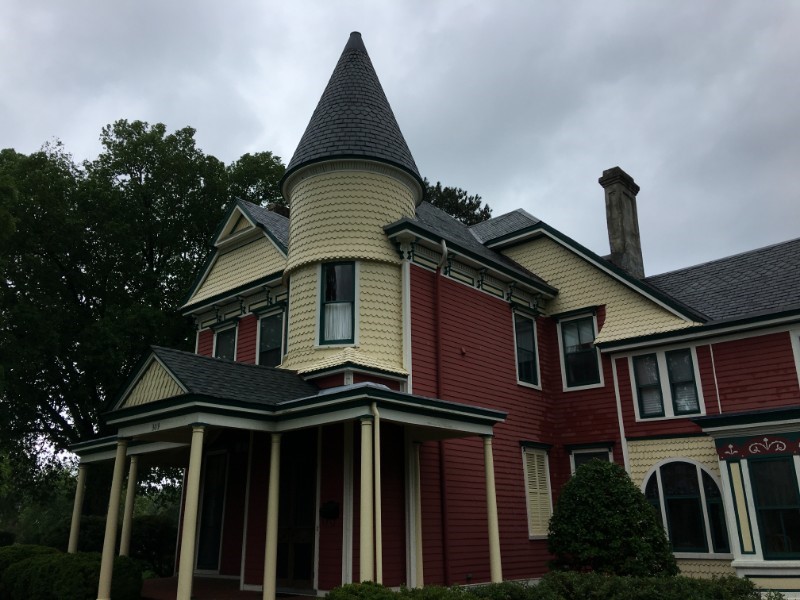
(0, 548, 142, 600)
(325, 576, 782, 600)
(0, 544, 59, 585)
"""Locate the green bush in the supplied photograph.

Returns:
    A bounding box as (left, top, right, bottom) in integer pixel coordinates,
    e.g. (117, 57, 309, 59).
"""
(328, 582, 402, 600)
(0, 544, 59, 585)
(1, 551, 142, 600)
(401, 584, 474, 600)
(548, 461, 678, 576)
(130, 513, 177, 576)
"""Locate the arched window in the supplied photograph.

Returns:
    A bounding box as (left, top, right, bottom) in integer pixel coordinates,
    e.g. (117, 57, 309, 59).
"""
(645, 461, 730, 553)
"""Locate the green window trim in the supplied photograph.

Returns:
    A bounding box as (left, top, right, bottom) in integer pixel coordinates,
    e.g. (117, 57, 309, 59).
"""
(514, 313, 539, 386)
(320, 262, 355, 345)
(560, 315, 601, 388)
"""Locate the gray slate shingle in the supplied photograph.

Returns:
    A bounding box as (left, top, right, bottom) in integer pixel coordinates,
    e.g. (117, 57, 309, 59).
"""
(152, 346, 317, 406)
(239, 201, 289, 249)
(645, 238, 800, 321)
(470, 209, 541, 244)
(283, 32, 421, 185)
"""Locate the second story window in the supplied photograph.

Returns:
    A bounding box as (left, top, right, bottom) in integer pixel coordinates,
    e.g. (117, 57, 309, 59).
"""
(632, 348, 701, 419)
(259, 312, 284, 367)
(559, 315, 601, 389)
(321, 262, 355, 344)
(214, 325, 236, 360)
(514, 313, 539, 386)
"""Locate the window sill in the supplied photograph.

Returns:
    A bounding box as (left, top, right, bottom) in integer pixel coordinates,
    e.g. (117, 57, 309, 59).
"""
(517, 380, 542, 391)
(314, 343, 358, 349)
(562, 381, 604, 392)
(635, 412, 705, 423)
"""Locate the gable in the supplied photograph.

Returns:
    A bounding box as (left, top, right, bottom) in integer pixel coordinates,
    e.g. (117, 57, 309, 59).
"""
(503, 237, 700, 343)
(184, 237, 287, 308)
(121, 359, 185, 409)
(231, 214, 253, 234)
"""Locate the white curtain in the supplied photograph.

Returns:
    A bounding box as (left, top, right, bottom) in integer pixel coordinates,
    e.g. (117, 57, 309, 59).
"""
(325, 303, 352, 341)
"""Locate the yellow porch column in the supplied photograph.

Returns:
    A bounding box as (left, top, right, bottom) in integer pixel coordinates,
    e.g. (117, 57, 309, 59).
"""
(177, 425, 206, 600)
(68, 464, 87, 553)
(97, 439, 128, 600)
(413, 442, 424, 588)
(372, 404, 383, 584)
(360, 417, 374, 581)
(483, 436, 502, 583)
(119, 455, 139, 556)
(263, 433, 282, 600)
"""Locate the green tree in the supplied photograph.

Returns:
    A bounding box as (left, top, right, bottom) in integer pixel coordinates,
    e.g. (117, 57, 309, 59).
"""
(227, 151, 285, 207)
(423, 177, 492, 225)
(547, 460, 678, 576)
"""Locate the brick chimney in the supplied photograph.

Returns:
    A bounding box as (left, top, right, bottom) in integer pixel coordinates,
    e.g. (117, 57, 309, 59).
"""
(599, 166, 644, 278)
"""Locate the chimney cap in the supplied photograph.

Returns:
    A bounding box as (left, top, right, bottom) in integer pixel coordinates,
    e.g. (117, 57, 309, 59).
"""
(599, 166, 640, 195)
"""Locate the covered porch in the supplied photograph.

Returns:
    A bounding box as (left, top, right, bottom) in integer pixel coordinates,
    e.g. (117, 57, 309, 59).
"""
(70, 347, 507, 600)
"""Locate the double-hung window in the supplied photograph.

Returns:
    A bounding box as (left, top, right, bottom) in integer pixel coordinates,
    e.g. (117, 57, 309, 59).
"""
(258, 312, 284, 367)
(522, 445, 552, 537)
(514, 313, 539, 386)
(645, 461, 730, 554)
(214, 325, 237, 360)
(748, 457, 800, 559)
(320, 262, 355, 344)
(559, 315, 601, 388)
(632, 348, 701, 419)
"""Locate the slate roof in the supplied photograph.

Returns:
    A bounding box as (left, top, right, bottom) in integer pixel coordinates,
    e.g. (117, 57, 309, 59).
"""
(283, 32, 422, 189)
(239, 200, 289, 250)
(645, 237, 800, 321)
(387, 202, 556, 294)
(470, 209, 541, 244)
(151, 346, 317, 406)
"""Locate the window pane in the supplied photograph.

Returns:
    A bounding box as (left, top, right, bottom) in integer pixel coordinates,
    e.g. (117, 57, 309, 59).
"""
(673, 383, 699, 414)
(322, 263, 355, 343)
(215, 328, 236, 360)
(577, 318, 594, 344)
(562, 321, 579, 349)
(702, 472, 730, 553)
(259, 313, 283, 367)
(640, 388, 664, 417)
(661, 462, 699, 496)
(325, 264, 354, 302)
(562, 317, 600, 387)
(634, 354, 659, 385)
(515, 315, 537, 385)
(666, 349, 694, 382)
(565, 350, 600, 386)
(665, 497, 707, 551)
(749, 458, 800, 558)
(573, 451, 609, 470)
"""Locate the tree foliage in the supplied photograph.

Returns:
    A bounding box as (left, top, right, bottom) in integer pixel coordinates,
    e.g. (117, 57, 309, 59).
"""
(423, 177, 492, 225)
(0, 121, 285, 455)
(547, 460, 678, 577)
(227, 151, 285, 206)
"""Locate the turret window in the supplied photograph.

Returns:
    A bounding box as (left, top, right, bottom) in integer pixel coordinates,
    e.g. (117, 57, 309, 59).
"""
(321, 262, 355, 344)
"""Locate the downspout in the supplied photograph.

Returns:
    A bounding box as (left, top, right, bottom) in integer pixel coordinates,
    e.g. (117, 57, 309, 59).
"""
(435, 240, 452, 585)
(371, 402, 383, 583)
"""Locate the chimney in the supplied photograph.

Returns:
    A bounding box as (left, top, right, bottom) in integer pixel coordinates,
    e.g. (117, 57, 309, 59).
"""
(599, 166, 644, 278)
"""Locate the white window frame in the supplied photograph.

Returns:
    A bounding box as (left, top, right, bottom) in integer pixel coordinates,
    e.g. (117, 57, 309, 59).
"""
(642, 458, 732, 559)
(629, 346, 705, 421)
(569, 447, 613, 474)
(315, 261, 360, 348)
(212, 323, 238, 360)
(557, 313, 604, 391)
(522, 445, 553, 539)
(513, 311, 541, 389)
(256, 309, 286, 367)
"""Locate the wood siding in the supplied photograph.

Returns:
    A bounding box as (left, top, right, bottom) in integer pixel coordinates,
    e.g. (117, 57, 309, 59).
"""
(236, 314, 257, 364)
(197, 329, 213, 357)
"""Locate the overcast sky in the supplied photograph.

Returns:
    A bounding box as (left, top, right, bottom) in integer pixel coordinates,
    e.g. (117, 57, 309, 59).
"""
(2, 1, 798, 275)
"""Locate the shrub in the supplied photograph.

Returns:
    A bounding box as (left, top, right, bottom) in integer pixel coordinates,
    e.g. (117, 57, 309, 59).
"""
(547, 460, 678, 576)
(1, 551, 142, 600)
(328, 582, 401, 600)
(130, 513, 177, 576)
(0, 544, 59, 585)
(0, 531, 15, 546)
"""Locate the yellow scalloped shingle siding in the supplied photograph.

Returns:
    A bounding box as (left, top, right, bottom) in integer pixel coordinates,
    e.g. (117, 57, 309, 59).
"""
(502, 238, 699, 343)
(122, 360, 184, 408)
(186, 237, 286, 306)
(677, 559, 735, 578)
(231, 215, 252, 234)
(282, 262, 405, 375)
(628, 437, 720, 486)
(286, 171, 414, 272)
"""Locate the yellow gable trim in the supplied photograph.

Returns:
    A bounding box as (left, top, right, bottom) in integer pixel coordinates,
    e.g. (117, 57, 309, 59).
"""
(186, 237, 287, 307)
(503, 237, 700, 343)
(122, 360, 184, 408)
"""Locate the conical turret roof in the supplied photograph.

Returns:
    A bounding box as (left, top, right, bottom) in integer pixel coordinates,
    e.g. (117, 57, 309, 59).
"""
(282, 32, 422, 191)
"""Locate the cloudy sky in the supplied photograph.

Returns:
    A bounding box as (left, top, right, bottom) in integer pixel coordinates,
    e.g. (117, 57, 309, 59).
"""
(2, 1, 798, 276)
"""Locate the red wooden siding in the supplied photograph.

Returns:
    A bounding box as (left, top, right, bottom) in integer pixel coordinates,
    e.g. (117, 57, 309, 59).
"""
(352, 373, 403, 391)
(318, 424, 344, 590)
(311, 374, 345, 389)
(197, 329, 213, 357)
(236, 315, 258, 364)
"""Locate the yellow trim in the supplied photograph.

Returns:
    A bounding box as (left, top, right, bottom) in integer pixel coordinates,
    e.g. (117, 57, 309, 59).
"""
(729, 462, 754, 553)
(502, 238, 700, 343)
(122, 361, 183, 408)
(186, 237, 287, 306)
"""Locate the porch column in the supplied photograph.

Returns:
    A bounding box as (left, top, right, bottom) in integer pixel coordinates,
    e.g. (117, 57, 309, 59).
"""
(372, 403, 383, 584)
(67, 463, 87, 553)
(97, 439, 128, 600)
(263, 433, 282, 600)
(119, 455, 139, 556)
(483, 436, 502, 583)
(359, 417, 374, 581)
(413, 442, 424, 587)
(177, 425, 206, 600)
